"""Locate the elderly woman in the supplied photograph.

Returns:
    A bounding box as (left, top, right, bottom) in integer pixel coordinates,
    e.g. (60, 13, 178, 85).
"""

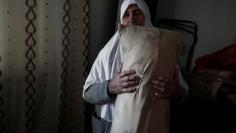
(83, 0, 188, 132)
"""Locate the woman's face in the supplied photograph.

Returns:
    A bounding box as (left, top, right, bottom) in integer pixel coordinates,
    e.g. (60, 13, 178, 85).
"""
(121, 4, 145, 26)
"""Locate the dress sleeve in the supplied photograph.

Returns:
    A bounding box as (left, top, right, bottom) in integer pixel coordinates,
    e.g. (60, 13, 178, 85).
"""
(83, 80, 116, 105)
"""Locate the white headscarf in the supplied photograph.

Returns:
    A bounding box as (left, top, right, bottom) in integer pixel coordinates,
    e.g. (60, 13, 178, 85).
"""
(120, 0, 153, 27)
(83, 0, 153, 122)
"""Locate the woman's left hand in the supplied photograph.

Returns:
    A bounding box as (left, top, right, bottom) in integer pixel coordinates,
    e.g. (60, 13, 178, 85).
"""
(152, 69, 181, 99)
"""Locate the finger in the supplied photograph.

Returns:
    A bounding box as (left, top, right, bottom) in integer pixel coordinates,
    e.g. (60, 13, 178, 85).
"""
(121, 87, 137, 93)
(121, 76, 130, 82)
(119, 70, 136, 77)
(121, 75, 141, 82)
(154, 92, 170, 99)
(152, 80, 167, 87)
(157, 76, 164, 81)
(152, 80, 158, 84)
(153, 85, 165, 93)
(157, 76, 169, 82)
(121, 80, 140, 88)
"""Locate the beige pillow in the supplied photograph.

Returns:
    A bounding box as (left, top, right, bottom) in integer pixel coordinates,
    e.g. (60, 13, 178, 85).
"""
(110, 25, 183, 133)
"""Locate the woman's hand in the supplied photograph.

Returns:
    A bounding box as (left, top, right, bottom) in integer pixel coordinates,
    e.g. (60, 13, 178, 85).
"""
(152, 69, 181, 99)
(108, 64, 141, 95)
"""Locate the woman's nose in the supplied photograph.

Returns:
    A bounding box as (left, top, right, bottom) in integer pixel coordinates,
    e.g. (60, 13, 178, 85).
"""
(128, 14, 135, 23)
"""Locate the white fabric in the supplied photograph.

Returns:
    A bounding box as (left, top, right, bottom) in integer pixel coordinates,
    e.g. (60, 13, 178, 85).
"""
(83, 0, 188, 122)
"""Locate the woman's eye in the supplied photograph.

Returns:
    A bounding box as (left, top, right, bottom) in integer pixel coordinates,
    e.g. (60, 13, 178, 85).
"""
(134, 11, 142, 16)
(123, 13, 129, 17)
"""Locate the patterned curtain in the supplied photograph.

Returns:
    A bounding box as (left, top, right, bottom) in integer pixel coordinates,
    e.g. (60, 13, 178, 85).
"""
(0, 0, 90, 132)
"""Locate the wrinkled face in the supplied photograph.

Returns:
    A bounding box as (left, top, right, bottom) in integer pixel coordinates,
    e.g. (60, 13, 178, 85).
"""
(121, 4, 145, 26)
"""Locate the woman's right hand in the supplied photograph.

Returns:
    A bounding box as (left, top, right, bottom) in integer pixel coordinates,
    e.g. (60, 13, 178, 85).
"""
(108, 64, 141, 95)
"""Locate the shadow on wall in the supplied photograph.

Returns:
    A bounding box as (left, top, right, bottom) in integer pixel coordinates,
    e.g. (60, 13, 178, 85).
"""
(155, 0, 178, 23)
(144, 0, 158, 24)
(89, 0, 119, 66)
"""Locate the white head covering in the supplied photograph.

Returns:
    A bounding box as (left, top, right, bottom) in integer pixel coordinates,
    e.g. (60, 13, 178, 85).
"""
(120, 0, 153, 27)
(83, 0, 153, 122)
